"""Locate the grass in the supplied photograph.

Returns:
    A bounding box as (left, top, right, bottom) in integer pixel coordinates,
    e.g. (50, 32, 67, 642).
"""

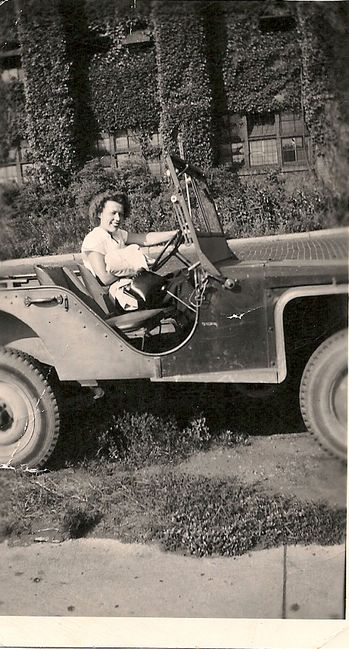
(0, 387, 345, 555)
(0, 464, 345, 556)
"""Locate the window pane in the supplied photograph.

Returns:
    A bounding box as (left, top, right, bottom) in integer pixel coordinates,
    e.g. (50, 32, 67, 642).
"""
(128, 134, 140, 152)
(0, 165, 17, 183)
(151, 133, 160, 146)
(248, 113, 275, 137)
(129, 152, 142, 164)
(280, 112, 305, 135)
(218, 143, 233, 164)
(231, 143, 244, 165)
(116, 153, 130, 167)
(147, 159, 161, 176)
(282, 137, 305, 164)
(249, 139, 277, 165)
(97, 136, 111, 154)
(115, 131, 128, 150)
(1, 68, 21, 82)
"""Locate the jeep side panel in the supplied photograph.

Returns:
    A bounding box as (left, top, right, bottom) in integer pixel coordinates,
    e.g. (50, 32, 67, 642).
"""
(0, 286, 160, 382)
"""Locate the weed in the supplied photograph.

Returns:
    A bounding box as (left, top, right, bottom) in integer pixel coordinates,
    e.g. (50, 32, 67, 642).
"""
(1, 466, 345, 555)
(61, 503, 102, 539)
(96, 412, 213, 469)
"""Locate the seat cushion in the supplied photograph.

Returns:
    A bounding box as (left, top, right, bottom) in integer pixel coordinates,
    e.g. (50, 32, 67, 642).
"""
(106, 308, 173, 333)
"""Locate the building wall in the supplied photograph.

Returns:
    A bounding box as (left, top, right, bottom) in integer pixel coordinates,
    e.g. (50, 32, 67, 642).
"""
(0, 0, 348, 199)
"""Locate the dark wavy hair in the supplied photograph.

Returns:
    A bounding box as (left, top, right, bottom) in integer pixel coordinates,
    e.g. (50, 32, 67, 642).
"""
(88, 190, 130, 227)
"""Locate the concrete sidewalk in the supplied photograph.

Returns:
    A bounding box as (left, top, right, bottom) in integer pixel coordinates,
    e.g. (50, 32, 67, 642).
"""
(1, 538, 345, 619)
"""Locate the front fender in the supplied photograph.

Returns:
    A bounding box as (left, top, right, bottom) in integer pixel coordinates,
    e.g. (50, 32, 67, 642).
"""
(274, 284, 348, 382)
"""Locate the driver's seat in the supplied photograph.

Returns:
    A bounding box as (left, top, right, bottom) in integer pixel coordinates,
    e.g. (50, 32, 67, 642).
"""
(77, 264, 120, 316)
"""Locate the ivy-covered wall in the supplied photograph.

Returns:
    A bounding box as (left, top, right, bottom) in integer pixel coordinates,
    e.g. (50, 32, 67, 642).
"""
(0, 79, 26, 161)
(218, 0, 301, 113)
(15, 0, 76, 183)
(0, 0, 348, 202)
(0, 0, 18, 44)
(152, 0, 214, 168)
(83, 0, 160, 154)
(297, 1, 349, 198)
(0, 1, 25, 160)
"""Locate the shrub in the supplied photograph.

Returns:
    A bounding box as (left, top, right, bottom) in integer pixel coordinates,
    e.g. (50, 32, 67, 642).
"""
(0, 179, 78, 259)
(207, 166, 340, 238)
(0, 159, 176, 260)
(61, 503, 102, 539)
(96, 411, 212, 469)
(70, 158, 176, 233)
(0, 157, 343, 262)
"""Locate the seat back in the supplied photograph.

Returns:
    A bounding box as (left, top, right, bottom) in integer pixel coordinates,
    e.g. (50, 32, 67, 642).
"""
(35, 265, 69, 289)
(78, 264, 116, 315)
(62, 266, 107, 319)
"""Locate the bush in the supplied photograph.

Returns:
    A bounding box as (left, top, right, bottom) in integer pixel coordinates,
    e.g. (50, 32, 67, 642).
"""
(96, 411, 212, 469)
(61, 503, 102, 539)
(0, 158, 344, 262)
(207, 166, 340, 238)
(70, 159, 176, 233)
(0, 159, 176, 260)
(0, 179, 78, 259)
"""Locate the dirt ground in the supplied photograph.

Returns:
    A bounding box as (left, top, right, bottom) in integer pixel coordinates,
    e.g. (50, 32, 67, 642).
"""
(177, 432, 347, 509)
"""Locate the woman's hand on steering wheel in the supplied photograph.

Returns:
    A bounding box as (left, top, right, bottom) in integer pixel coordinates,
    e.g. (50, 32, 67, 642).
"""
(151, 229, 184, 272)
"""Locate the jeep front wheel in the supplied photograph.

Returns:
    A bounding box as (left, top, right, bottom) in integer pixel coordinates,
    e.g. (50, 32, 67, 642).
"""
(300, 329, 347, 462)
(0, 348, 60, 468)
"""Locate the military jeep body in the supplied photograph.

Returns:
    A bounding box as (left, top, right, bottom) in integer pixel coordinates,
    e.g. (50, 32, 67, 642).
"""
(0, 153, 347, 467)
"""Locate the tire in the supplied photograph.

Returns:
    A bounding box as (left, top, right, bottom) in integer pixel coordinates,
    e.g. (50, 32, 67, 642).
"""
(300, 329, 347, 461)
(0, 347, 60, 468)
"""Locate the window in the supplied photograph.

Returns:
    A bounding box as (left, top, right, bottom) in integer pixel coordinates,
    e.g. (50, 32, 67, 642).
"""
(95, 130, 162, 176)
(281, 137, 306, 164)
(249, 139, 278, 166)
(218, 111, 310, 172)
(0, 49, 23, 83)
(0, 141, 33, 185)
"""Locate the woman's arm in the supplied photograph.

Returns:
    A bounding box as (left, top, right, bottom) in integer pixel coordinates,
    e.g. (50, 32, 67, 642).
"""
(84, 251, 121, 285)
(127, 230, 177, 247)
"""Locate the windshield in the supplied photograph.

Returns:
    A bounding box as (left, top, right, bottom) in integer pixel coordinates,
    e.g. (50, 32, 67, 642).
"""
(165, 153, 236, 275)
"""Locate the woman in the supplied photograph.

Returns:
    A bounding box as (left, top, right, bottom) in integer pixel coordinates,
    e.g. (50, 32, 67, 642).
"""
(81, 190, 177, 310)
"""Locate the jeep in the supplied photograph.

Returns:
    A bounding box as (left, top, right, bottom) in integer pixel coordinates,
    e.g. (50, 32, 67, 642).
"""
(0, 153, 347, 467)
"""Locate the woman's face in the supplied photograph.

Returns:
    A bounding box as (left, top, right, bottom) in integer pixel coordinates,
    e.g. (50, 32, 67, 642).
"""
(99, 200, 124, 233)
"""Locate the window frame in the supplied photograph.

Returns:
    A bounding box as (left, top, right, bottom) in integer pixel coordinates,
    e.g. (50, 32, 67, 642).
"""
(0, 141, 33, 185)
(95, 130, 163, 176)
(218, 111, 311, 173)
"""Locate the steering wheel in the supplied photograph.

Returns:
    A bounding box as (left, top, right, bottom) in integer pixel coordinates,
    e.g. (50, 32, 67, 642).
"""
(151, 229, 184, 272)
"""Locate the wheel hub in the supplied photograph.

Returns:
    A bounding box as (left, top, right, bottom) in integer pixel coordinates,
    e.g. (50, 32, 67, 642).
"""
(0, 382, 32, 446)
(0, 400, 14, 431)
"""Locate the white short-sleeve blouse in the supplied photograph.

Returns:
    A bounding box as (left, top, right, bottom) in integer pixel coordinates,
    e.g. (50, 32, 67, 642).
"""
(81, 226, 129, 276)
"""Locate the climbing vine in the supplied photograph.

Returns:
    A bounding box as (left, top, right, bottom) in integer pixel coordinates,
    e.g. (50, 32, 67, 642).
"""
(0, 0, 17, 43)
(83, 0, 160, 159)
(297, 1, 349, 198)
(15, 0, 76, 184)
(220, 1, 301, 114)
(0, 1, 25, 159)
(0, 79, 26, 160)
(152, 0, 214, 168)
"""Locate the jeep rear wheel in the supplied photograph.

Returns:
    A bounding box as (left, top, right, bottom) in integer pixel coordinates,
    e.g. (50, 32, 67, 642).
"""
(300, 329, 347, 462)
(0, 348, 60, 469)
